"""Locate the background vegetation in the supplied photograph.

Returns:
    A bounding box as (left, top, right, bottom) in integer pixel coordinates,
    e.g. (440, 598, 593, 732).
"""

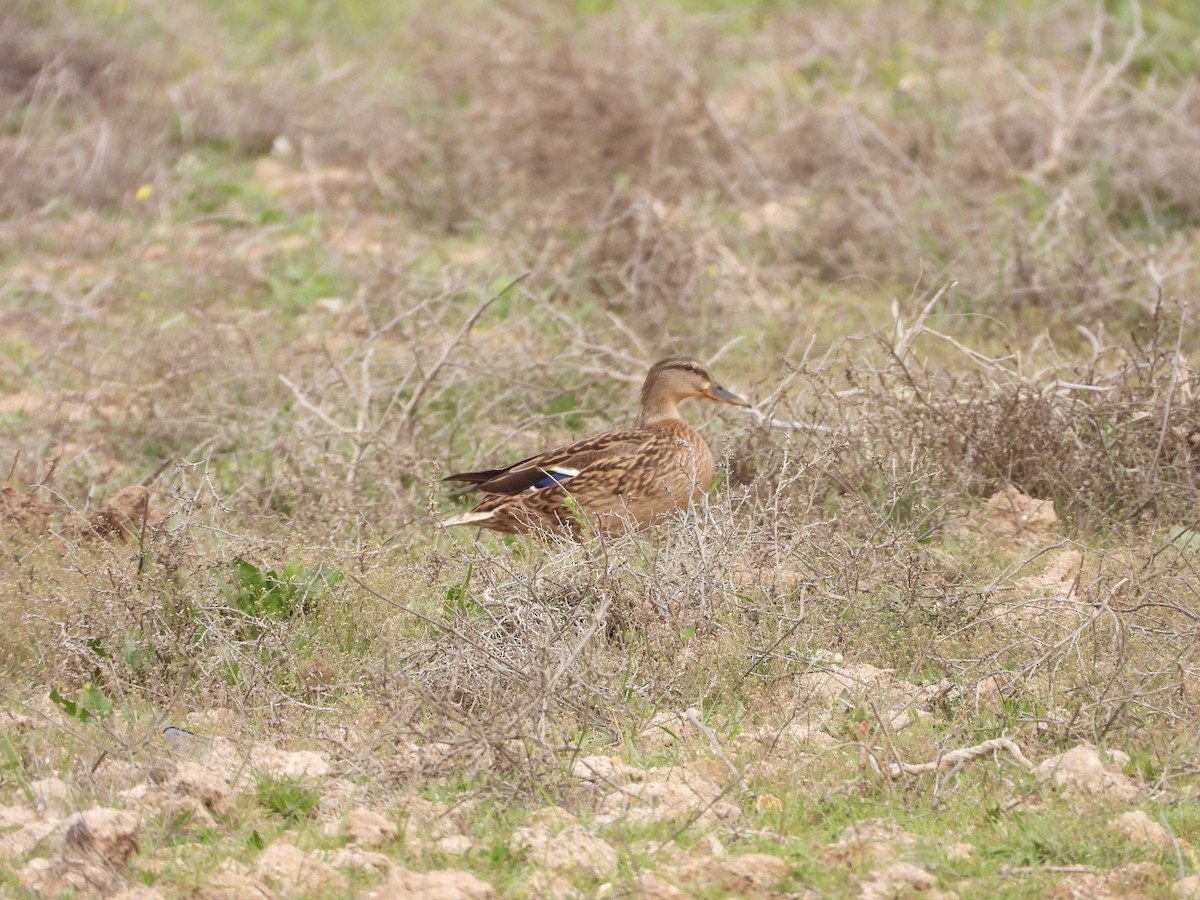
(1, 0, 1198, 895)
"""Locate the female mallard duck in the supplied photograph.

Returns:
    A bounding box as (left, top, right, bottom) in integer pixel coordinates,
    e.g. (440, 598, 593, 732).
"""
(441, 355, 750, 538)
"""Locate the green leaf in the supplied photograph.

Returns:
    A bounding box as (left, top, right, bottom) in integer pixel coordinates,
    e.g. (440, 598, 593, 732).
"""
(50, 687, 88, 722)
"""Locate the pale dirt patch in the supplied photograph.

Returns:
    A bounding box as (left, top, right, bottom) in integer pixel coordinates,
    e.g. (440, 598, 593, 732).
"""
(254, 157, 369, 208)
(1035, 743, 1139, 804)
(1016, 549, 1086, 599)
(996, 549, 1093, 628)
(0, 387, 139, 424)
(638, 708, 693, 748)
(246, 745, 331, 780)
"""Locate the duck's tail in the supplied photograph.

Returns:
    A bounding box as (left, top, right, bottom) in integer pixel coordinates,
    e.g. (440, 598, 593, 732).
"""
(439, 511, 496, 528)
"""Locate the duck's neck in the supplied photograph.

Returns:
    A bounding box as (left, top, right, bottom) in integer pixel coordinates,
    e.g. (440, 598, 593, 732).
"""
(638, 394, 683, 427)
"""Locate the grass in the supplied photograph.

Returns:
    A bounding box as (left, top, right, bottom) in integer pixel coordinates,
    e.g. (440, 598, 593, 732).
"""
(1, 0, 1199, 896)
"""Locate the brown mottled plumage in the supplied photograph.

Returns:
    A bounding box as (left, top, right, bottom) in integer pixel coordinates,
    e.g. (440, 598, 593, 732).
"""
(441, 355, 750, 538)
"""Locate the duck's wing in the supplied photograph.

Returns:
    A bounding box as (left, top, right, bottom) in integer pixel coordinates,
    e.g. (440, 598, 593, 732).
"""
(444, 428, 651, 496)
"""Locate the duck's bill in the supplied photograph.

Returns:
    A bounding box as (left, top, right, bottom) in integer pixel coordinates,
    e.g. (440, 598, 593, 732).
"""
(705, 385, 751, 408)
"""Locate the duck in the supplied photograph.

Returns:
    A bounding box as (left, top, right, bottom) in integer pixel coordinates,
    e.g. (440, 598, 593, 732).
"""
(440, 355, 750, 538)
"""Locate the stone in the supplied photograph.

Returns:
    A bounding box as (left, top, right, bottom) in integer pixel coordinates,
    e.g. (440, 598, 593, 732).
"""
(255, 841, 347, 895)
(1035, 744, 1139, 803)
(1112, 810, 1174, 852)
(680, 853, 790, 892)
(374, 867, 496, 899)
(327, 806, 397, 848)
(859, 862, 937, 899)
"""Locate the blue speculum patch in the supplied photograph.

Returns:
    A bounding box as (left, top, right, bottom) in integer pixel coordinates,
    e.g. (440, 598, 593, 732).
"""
(532, 468, 578, 489)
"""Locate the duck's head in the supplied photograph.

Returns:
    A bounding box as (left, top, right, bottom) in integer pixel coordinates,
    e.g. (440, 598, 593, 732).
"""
(639, 355, 750, 424)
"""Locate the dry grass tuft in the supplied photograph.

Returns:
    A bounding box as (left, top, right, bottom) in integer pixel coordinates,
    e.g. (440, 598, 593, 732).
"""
(0, 2, 167, 215)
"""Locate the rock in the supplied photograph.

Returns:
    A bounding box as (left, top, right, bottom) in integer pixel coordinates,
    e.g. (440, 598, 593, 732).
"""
(62, 808, 141, 871)
(859, 862, 937, 899)
(194, 859, 272, 899)
(322, 845, 393, 873)
(326, 806, 397, 848)
(571, 755, 641, 785)
(256, 841, 346, 895)
(436, 834, 475, 855)
(523, 870, 584, 900)
(973, 675, 1008, 710)
(398, 796, 472, 853)
(694, 834, 725, 859)
(680, 853, 790, 892)
(1174, 874, 1200, 897)
(120, 760, 234, 831)
(626, 872, 688, 899)
(19, 807, 141, 897)
(1051, 861, 1165, 899)
(249, 745, 330, 779)
(167, 761, 235, 820)
(511, 823, 617, 878)
(639, 710, 690, 747)
(796, 664, 896, 707)
(1036, 744, 1139, 803)
(0, 816, 60, 858)
(946, 842, 975, 861)
(374, 867, 495, 899)
(824, 819, 918, 868)
(111, 888, 168, 900)
(974, 488, 1058, 545)
(594, 765, 740, 827)
(1112, 810, 1174, 852)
